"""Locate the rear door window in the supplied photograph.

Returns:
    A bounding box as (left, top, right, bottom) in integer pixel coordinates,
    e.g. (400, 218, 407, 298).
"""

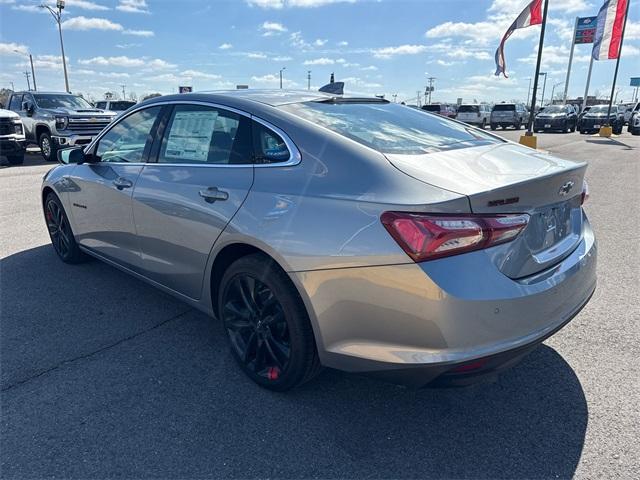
(252, 121, 290, 163)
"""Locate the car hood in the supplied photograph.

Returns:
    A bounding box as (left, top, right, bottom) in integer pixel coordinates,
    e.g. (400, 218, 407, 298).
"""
(536, 113, 566, 118)
(385, 142, 586, 212)
(0, 108, 20, 120)
(46, 107, 116, 117)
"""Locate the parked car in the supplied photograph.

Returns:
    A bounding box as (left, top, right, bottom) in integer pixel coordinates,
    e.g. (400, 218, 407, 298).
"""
(94, 100, 136, 115)
(421, 103, 456, 118)
(456, 104, 492, 128)
(0, 108, 26, 165)
(44, 90, 597, 391)
(578, 104, 625, 134)
(627, 102, 640, 135)
(620, 102, 637, 125)
(490, 103, 529, 130)
(7, 91, 116, 161)
(533, 104, 578, 133)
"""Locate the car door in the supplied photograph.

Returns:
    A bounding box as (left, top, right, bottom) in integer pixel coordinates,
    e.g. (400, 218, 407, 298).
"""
(65, 105, 164, 271)
(132, 103, 255, 299)
(20, 93, 37, 142)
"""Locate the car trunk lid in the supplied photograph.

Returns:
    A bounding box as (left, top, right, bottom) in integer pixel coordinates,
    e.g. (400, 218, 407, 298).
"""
(385, 142, 587, 278)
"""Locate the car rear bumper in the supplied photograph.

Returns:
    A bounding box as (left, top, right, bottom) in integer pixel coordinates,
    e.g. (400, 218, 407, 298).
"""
(292, 214, 596, 387)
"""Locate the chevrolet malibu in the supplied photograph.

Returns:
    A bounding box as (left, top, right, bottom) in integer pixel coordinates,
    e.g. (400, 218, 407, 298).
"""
(42, 90, 597, 391)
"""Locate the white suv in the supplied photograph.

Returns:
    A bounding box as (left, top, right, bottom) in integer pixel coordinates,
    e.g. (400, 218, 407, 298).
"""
(456, 104, 492, 128)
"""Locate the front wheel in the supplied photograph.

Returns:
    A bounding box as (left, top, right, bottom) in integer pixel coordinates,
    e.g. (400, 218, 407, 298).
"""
(44, 193, 87, 263)
(218, 254, 321, 391)
(490, 123, 497, 130)
(481, 119, 487, 129)
(39, 132, 57, 162)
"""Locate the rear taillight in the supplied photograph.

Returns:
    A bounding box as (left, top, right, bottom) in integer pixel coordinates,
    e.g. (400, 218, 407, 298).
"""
(581, 180, 589, 205)
(381, 212, 529, 262)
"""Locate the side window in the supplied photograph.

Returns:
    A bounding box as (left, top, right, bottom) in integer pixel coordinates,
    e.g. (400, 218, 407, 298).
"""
(95, 106, 161, 163)
(9, 95, 22, 112)
(158, 104, 251, 164)
(95, 101, 107, 109)
(252, 121, 291, 164)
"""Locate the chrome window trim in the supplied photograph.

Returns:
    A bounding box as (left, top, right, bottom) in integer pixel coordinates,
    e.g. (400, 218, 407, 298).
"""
(84, 99, 301, 168)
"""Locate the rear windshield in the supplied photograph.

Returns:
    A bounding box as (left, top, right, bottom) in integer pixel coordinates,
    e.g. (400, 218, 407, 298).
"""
(421, 105, 440, 112)
(493, 104, 516, 111)
(458, 105, 479, 113)
(589, 105, 613, 113)
(108, 101, 135, 111)
(542, 105, 565, 113)
(280, 101, 501, 155)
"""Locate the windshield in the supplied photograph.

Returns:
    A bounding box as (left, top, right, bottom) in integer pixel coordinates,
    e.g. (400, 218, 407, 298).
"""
(588, 105, 613, 114)
(280, 101, 501, 155)
(541, 105, 566, 114)
(421, 105, 440, 112)
(458, 105, 479, 113)
(493, 104, 516, 111)
(34, 94, 93, 110)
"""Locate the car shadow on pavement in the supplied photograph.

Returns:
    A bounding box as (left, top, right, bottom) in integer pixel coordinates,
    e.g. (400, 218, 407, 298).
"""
(585, 137, 635, 150)
(0, 151, 50, 168)
(1, 245, 588, 480)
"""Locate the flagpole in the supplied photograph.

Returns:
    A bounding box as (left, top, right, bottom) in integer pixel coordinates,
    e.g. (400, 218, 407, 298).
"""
(582, 55, 594, 113)
(525, 0, 549, 138)
(563, 17, 579, 105)
(604, 0, 631, 129)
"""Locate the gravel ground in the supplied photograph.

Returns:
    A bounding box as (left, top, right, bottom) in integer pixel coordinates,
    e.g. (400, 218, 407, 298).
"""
(1, 132, 638, 479)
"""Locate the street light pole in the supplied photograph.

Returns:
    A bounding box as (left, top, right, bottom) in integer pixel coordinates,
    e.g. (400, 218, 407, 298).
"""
(23, 70, 32, 91)
(550, 82, 563, 105)
(307, 70, 311, 90)
(29, 54, 37, 91)
(279, 67, 286, 89)
(539, 72, 548, 107)
(41, 1, 69, 93)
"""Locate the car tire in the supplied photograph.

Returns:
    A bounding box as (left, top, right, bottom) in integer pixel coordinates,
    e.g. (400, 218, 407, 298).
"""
(481, 119, 487, 129)
(44, 192, 87, 264)
(570, 122, 576, 133)
(218, 253, 322, 391)
(490, 124, 497, 130)
(39, 132, 57, 162)
(7, 154, 24, 165)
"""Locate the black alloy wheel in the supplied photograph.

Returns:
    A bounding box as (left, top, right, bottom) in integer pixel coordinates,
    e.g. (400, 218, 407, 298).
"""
(44, 193, 86, 263)
(219, 254, 321, 391)
(223, 274, 291, 379)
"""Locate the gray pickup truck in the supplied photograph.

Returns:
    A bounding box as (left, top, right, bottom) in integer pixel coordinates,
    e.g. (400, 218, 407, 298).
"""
(7, 91, 116, 161)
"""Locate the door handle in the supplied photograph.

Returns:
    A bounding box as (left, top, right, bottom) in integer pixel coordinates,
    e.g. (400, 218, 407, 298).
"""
(198, 187, 229, 203)
(113, 177, 133, 190)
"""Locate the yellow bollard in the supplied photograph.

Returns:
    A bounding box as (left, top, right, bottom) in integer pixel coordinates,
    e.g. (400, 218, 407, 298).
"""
(599, 126, 613, 137)
(519, 134, 538, 149)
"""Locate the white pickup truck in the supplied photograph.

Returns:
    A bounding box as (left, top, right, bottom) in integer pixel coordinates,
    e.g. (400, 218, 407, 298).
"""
(0, 108, 26, 165)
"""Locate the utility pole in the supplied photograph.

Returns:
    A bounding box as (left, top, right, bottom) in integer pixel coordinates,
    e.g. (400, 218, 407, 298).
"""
(24, 70, 32, 91)
(416, 91, 421, 107)
(539, 72, 548, 107)
(41, 1, 69, 93)
(526, 77, 532, 106)
(426, 77, 436, 104)
(10, 81, 15, 91)
(14, 50, 37, 91)
(121, 84, 126, 99)
(307, 70, 311, 90)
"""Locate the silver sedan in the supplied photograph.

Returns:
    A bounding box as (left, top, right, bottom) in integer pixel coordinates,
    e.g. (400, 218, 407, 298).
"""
(42, 90, 597, 391)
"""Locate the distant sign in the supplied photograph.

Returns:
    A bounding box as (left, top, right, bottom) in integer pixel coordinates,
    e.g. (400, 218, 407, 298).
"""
(236, 84, 249, 89)
(631, 77, 640, 87)
(178, 86, 193, 93)
(575, 16, 597, 44)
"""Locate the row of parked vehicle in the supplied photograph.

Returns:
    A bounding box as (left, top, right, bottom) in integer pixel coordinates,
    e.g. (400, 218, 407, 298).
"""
(421, 101, 640, 136)
(0, 91, 135, 165)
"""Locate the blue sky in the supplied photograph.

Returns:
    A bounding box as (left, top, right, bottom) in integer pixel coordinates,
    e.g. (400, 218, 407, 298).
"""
(1, 0, 639, 104)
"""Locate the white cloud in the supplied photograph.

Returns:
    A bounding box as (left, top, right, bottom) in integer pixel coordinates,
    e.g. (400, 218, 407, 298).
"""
(372, 44, 427, 58)
(64, 0, 110, 10)
(0, 42, 28, 56)
(246, 0, 357, 8)
(625, 21, 640, 41)
(446, 48, 491, 60)
(621, 44, 640, 57)
(61, 16, 123, 31)
(219, 43, 233, 50)
(115, 43, 142, 49)
(180, 70, 222, 80)
(518, 44, 590, 67)
(246, 52, 268, 59)
(273, 55, 293, 61)
(260, 21, 287, 36)
(251, 73, 299, 87)
(314, 39, 328, 46)
(11, 5, 48, 13)
(124, 29, 154, 37)
(116, 0, 149, 14)
(436, 60, 456, 66)
(303, 57, 335, 65)
(337, 40, 349, 46)
(341, 76, 382, 89)
(78, 55, 175, 69)
(360, 65, 378, 71)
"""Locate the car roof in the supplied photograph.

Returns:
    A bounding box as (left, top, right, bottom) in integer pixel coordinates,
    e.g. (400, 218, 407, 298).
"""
(13, 91, 77, 95)
(144, 89, 336, 108)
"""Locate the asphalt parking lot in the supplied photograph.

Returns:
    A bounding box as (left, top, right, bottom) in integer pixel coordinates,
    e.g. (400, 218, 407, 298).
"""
(1, 132, 638, 479)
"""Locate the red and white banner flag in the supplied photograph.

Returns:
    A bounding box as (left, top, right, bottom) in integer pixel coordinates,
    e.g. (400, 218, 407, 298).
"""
(494, 0, 543, 77)
(592, 0, 629, 60)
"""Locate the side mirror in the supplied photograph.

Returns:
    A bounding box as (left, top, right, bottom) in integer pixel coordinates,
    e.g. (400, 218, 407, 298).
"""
(58, 147, 86, 165)
(22, 101, 34, 115)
